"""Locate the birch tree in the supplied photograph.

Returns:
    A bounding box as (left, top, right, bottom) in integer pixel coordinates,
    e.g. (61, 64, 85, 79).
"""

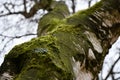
(0, 0, 120, 80)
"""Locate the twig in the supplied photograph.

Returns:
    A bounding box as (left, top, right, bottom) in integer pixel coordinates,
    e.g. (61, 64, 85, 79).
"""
(115, 76, 120, 80)
(0, 33, 36, 54)
(104, 56, 120, 80)
(0, 11, 24, 17)
(0, 33, 36, 38)
(112, 71, 120, 74)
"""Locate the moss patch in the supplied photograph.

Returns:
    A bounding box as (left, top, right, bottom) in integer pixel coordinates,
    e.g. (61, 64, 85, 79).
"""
(4, 35, 75, 80)
(66, 1, 103, 26)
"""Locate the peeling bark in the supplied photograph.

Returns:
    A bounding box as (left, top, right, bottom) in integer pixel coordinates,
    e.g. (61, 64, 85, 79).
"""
(0, 0, 120, 80)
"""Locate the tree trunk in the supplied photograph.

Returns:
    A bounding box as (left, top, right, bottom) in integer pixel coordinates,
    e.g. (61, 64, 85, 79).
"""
(0, 0, 120, 80)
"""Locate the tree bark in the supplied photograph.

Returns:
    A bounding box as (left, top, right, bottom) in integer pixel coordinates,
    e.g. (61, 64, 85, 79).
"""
(0, 0, 120, 80)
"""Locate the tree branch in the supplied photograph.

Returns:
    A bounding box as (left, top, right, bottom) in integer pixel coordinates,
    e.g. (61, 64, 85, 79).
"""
(112, 72, 120, 74)
(23, 0, 27, 12)
(115, 76, 120, 80)
(0, 33, 36, 38)
(0, 33, 36, 54)
(0, 0, 53, 18)
(3, 3, 12, 13)
(104, 56, 120, 80)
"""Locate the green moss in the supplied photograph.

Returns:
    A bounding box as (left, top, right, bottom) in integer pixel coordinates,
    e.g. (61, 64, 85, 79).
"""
(37, 1, 70, 36)
(1, 1, 105, 79)
(66, 1, 103, 26)
(6, 35, 55, 58)
(4, 23, 94, 79)
(15, 55, 73, 80)
(4, 34, 75, 80)
(79, 1, 102, 14)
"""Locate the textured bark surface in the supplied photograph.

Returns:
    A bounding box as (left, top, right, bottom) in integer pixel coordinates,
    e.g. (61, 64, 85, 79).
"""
(0, 0, 120, 80)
